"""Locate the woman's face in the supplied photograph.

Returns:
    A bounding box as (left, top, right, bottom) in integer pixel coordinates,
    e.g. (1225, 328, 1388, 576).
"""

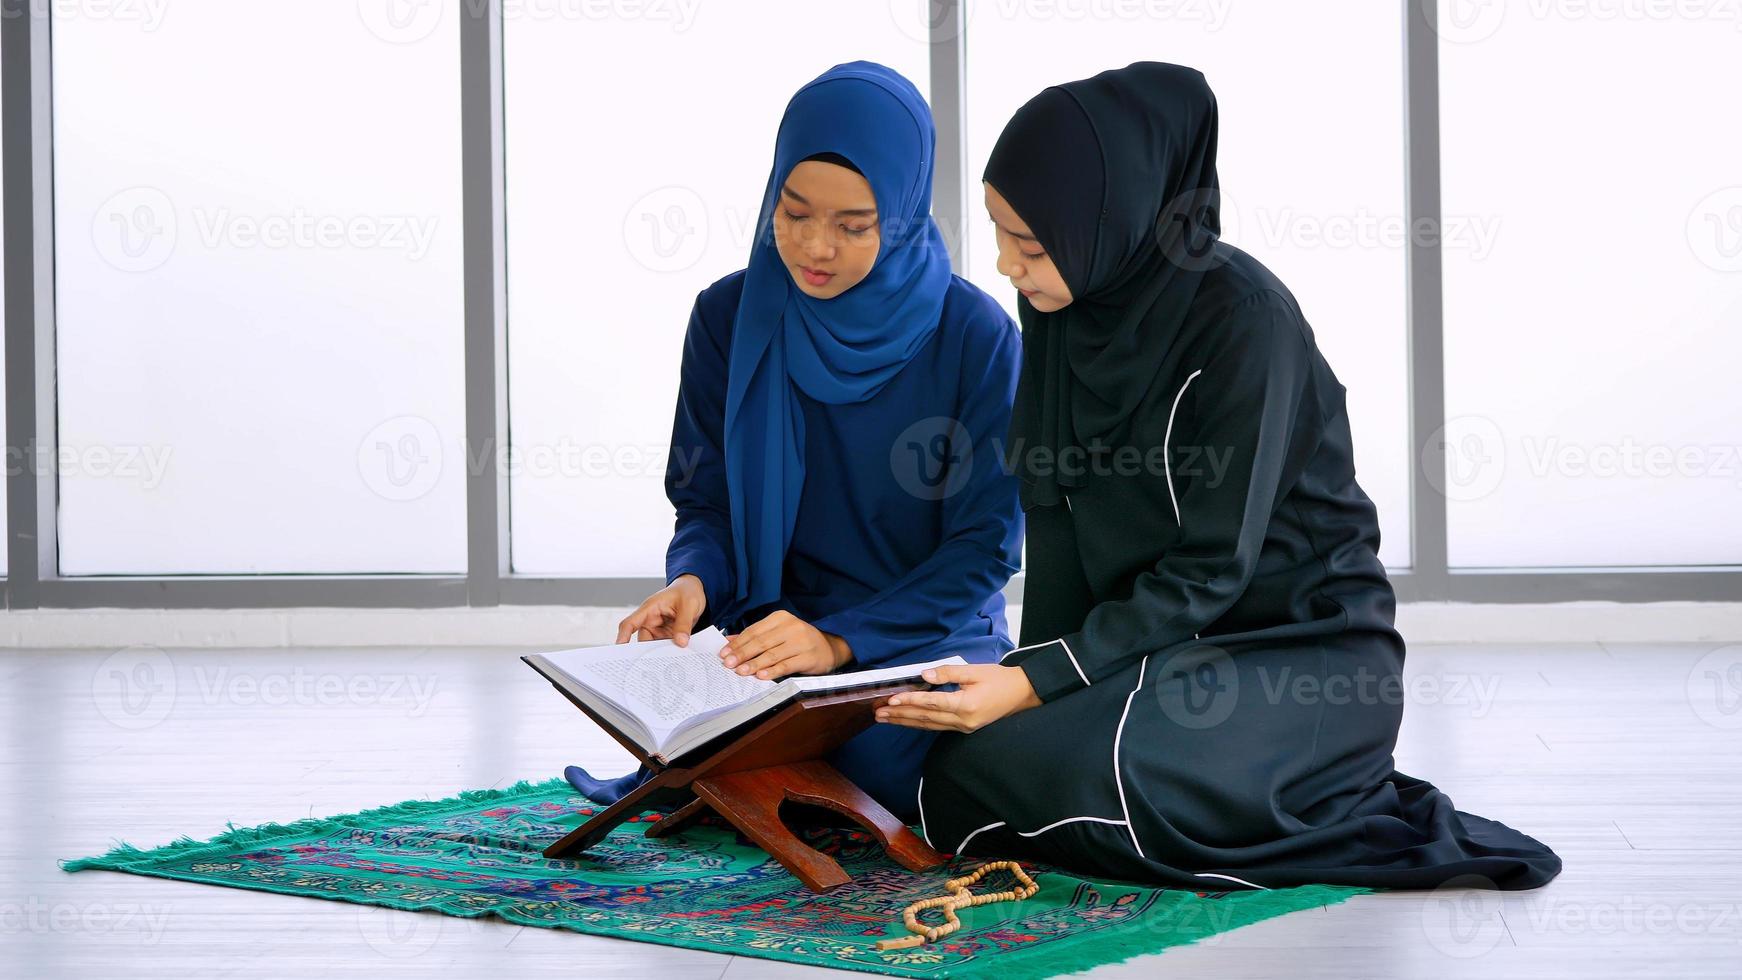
(984, 181, 1073, 312)
(772, 160, 880, 299)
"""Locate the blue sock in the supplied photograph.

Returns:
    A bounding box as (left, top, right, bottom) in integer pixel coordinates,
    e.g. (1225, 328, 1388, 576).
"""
(562, 763, 654, 805)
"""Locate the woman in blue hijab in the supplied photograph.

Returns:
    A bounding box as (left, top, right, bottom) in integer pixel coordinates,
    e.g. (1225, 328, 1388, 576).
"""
(562, 62, 1024, 821)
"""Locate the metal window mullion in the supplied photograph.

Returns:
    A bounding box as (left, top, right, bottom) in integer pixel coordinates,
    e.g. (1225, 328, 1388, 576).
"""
(461, 0, 509, 608)
(3, 1, 57, 610)
(1403, 0, 1449, 597)
(37, 576, 468, 609)
(930, 0, 968, 274)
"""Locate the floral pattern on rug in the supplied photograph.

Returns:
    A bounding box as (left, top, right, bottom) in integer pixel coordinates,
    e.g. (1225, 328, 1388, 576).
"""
(65, 779, 1364, 978)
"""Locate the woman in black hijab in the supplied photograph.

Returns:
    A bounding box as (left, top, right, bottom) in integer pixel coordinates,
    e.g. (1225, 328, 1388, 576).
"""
(875, 62, 1562, 890)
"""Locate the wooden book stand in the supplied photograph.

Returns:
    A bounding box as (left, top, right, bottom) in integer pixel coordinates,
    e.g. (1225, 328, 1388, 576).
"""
(526, 659, 946, 892)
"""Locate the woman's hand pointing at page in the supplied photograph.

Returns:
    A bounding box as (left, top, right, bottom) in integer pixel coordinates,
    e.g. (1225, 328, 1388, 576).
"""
(616, 574, 707, 645)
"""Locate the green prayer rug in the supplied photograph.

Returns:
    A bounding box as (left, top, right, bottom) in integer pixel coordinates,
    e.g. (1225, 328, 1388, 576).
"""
(63, 779, 1363, 978)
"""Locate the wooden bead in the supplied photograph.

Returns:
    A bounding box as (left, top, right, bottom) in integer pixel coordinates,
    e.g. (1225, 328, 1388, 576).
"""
(875, 861, 1039, 953)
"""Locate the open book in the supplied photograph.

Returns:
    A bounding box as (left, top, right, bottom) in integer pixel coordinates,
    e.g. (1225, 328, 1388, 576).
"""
(523, 627, 964, 765)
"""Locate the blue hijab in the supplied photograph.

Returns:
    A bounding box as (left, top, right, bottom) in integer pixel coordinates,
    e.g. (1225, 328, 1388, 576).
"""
(722, 62, 952, 615)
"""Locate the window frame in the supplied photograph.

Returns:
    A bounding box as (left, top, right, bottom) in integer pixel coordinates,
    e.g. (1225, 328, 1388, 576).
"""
(2, 0, 1735, 610)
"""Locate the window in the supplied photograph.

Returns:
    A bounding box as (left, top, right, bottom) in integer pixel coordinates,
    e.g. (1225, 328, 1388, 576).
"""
(51, 2, 466, 575)
(963, 1, 1412, 567)
(1439, 8, 1742, 567)
(503, 0, 930, 575)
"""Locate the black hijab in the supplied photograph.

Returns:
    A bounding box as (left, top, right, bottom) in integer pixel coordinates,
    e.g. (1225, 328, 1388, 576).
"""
(986, 62, 1223, 508)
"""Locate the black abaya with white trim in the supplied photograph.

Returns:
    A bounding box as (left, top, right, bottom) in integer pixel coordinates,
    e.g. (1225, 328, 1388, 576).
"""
(917, 62, 1561, 891)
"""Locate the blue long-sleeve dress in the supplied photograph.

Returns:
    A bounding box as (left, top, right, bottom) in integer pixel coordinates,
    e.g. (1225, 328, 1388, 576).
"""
(661, 268, 1024, 820)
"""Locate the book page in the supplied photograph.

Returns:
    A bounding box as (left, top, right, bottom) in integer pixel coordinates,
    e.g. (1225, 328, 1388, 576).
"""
(787, 655, 969, 694)
(544, 628, 772, 734)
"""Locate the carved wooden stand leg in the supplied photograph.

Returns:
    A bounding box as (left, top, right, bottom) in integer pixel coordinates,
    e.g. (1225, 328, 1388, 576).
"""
(642, 798, 709, 839)
(690, 760, 945, 891)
